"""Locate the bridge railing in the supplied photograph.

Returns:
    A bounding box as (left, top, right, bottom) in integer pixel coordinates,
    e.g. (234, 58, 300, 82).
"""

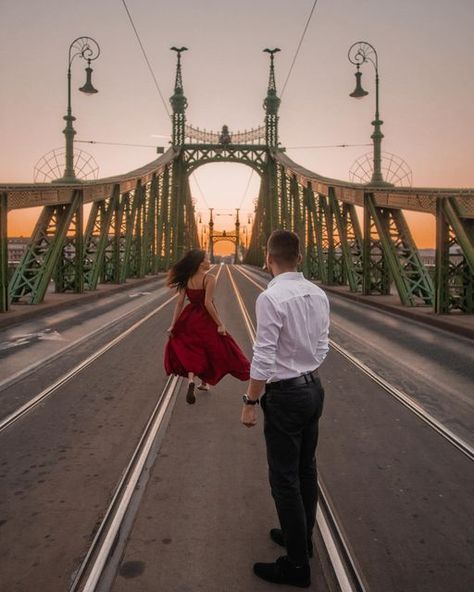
(245, 150, 474, 314)
(0, 148, 200, 311)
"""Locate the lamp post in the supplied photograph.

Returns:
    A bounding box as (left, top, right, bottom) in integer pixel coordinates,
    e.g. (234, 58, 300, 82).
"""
(55, 36, 100, 183)
(348, 41, 391, 186)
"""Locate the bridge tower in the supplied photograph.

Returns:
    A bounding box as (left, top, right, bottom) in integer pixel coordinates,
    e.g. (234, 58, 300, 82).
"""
(169, 47, 199, 260)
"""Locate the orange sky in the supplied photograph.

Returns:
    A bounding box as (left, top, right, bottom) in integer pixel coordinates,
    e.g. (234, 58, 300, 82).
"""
(3, 0, 472, 252)
(7, 205, 436, 255)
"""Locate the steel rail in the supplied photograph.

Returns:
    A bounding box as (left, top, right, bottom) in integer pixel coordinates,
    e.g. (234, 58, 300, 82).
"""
(70, 263, 222, 591)
(69, 374, 182, 592)
(226, 265, 367, 592)
(0, 278, 169, 393)
(0, 265, 220, 435)
(0, 294, 177, 434)
(233, 265, 474, 462)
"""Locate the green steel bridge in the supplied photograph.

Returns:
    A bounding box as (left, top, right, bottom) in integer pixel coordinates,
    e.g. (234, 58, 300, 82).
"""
(1, 49, 473, 315)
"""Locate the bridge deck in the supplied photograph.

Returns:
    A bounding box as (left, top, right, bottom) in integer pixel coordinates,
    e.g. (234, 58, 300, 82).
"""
(0, 267, 472, 591)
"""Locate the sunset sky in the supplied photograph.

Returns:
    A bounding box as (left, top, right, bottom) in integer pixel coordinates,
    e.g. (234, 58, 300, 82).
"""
(2, 0, 473, 252)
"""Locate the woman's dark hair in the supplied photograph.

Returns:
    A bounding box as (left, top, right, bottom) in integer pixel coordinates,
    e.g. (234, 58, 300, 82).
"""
(167, 249, 206, 290)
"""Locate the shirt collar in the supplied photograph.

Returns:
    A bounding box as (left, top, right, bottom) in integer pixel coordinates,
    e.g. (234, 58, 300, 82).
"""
(268, 271, 304, 288)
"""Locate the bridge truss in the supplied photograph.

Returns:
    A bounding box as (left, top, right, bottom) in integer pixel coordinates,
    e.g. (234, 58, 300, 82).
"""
(1, 49, 473, 314)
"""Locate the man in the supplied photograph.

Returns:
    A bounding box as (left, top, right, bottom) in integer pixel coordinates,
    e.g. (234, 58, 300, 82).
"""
(241, 229, 329, 588)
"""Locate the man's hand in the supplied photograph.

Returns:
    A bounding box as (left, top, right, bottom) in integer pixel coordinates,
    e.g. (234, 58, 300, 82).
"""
(241, 404, 257, 428)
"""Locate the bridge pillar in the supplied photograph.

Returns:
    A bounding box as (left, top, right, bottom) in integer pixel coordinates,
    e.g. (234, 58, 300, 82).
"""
(0, 193, 8, 312)
(170, 156, 187, 261)
(363, 192, 391, 296)
(435, 197, 474, 313)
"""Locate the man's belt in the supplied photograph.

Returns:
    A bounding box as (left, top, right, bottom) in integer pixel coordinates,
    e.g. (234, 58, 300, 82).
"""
(266, 370, 319, 391)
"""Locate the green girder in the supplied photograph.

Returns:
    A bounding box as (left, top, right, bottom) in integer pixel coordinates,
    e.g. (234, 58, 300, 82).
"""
(435, 197, 474, 313)
(9, 190, 83, 304)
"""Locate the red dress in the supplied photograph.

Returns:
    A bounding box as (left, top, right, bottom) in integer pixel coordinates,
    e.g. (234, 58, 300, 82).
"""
(164, 287, 250, 386)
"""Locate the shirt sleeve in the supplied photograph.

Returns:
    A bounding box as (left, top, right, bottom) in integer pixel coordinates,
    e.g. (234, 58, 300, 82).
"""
(250, 292, 283, 381)
(315, 294, 330, 364)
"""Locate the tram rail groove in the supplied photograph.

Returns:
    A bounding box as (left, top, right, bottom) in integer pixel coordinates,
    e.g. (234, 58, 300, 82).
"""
(226, 265, 367, 592)
(69, 375, 182, 592)
(232, 265, 474, 463)
(70, 264, 223, 591)
(0, 278, 168, 394)
(0, 294, 177, 434)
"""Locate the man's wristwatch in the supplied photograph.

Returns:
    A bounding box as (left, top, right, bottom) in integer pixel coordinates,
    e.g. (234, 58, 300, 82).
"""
(242, 394, 259, 406)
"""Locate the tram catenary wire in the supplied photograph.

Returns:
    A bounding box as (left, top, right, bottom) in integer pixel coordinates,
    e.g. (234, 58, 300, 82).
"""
(120, 0, 171, 119)
(281, 0, 320, 97)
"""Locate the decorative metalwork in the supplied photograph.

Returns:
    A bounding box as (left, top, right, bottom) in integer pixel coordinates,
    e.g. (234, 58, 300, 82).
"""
(34, 147, 99, 183)
(170, 47, 188, 147)
(263, 48, 281, 148)
(348, 41, 391, 187)
(184, 125, 266, 144)
(55, 36, 101, 184)
(1, 49, 473, 315)
(349, 152, 413, 187)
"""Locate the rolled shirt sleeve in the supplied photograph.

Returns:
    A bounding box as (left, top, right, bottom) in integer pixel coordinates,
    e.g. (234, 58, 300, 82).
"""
(250, 292, 283, 381)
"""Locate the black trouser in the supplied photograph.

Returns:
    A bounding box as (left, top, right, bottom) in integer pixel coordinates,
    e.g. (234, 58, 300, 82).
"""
(261, 376, 325, 566)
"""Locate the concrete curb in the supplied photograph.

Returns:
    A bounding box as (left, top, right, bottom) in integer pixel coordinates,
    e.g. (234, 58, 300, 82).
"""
(0, 275, 166, 331)
(321, 285, 474, 341)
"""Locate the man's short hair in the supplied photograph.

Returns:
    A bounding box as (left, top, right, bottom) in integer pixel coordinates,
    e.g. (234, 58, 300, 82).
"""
(267, 230, 300, 266)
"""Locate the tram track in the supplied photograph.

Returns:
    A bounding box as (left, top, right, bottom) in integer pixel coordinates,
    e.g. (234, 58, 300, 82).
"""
(65, 263, 225, 592)
(232, 265, 474, 462)
(69, 374, 182, 592)
(0, 294, 177, 434)
(226, 265, 367, 592)
(0, 278, 169, 393)
(0, 266, 222, 436)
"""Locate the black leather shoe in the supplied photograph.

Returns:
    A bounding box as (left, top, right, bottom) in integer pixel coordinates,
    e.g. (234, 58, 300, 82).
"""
(253, 556, 310, 588)
(269, 529, 314, 558)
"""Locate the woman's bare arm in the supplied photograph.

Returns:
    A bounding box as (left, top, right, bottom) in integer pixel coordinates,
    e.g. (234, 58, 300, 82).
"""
(204, 276, 226, 333)
(168, 289, 186, 333)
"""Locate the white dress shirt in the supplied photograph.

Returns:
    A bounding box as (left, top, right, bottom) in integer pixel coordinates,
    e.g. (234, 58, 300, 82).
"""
(250, 272, 330, 383)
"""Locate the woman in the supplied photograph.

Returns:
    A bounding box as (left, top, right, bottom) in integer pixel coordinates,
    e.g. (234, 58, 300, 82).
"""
(164, 249, 250, 404)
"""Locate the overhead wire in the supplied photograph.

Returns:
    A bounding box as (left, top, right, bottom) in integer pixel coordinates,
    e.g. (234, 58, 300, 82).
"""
(288, 143, 372, 149)
(120, 0, 171, 118)
(281, 0, 319, 97)
(76, 140, 157, 148)
(191, 172, 211, 209)
(238, 169, 255, 209)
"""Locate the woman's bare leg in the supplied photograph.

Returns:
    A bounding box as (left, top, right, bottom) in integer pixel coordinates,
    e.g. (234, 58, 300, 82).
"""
(186, 372, 196, 404)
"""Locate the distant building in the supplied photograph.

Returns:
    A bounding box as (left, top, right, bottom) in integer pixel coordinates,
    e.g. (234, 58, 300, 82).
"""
(419, 248, 435, 267)
(8, 238, 29, 265)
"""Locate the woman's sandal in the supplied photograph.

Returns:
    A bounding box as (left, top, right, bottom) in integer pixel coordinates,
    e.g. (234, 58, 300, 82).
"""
(197, 384, 210, 391)
(186, 382, 196, 404)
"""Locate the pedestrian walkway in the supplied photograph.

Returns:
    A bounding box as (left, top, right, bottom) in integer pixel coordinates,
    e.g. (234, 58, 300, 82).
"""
(319, 285, 474, 339)
(0, 276, 164, 330)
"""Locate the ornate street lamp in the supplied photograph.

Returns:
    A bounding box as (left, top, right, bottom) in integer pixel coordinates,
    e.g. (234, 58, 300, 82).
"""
(55, 36, 100, 183)
(348, 41, 392, 186)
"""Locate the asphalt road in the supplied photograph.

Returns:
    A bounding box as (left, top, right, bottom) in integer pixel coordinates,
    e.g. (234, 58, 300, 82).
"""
(110, 266, 329, 592)
(0, 278, 179, 591)
(234, 265, 474, 592)
(0, 265, 472, 591)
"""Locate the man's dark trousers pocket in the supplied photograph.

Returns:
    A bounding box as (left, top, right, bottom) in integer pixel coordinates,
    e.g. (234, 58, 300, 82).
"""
(262, 379, 324, 566)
